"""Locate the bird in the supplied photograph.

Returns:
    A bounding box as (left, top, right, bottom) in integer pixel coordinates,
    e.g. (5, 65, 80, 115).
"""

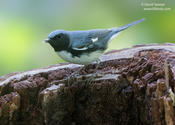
(44, 18, 145, 81)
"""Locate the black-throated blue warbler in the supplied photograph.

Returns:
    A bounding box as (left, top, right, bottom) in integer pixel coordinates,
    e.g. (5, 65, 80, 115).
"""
(44, 18, 144, 81)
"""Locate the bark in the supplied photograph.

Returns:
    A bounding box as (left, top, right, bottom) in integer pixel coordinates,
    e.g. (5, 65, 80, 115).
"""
(1, 43, 175, 125)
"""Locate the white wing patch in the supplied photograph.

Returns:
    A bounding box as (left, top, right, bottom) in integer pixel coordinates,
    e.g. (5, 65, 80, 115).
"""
(91, 37, 98, 43)
(72, 46, 88, 50)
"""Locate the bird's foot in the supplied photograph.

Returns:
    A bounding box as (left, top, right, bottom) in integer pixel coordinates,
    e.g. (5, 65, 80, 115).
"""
(86, 59, 101, 84)
(66, 66, 84, 86)
(86, 72, 99, 84)
(66, 72, 79, 86)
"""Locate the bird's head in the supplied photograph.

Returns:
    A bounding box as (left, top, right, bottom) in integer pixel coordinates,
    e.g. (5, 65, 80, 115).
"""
(44, 30, 69, 51)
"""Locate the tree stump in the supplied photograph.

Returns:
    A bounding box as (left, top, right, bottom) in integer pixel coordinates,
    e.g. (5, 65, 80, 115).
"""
(1, 43, 175, 125)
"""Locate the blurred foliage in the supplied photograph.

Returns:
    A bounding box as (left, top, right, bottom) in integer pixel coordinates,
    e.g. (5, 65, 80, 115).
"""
(0, 0, 175, 76)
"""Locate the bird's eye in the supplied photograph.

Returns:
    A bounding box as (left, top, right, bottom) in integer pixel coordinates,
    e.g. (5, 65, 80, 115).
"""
(57, 35, 61, 38)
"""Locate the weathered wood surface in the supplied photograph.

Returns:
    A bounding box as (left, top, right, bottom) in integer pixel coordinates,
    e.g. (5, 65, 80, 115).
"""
(1, 43, 175, 125)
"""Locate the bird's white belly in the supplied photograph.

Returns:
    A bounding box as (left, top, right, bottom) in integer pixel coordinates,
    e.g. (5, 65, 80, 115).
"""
(57, 50, 103, 65)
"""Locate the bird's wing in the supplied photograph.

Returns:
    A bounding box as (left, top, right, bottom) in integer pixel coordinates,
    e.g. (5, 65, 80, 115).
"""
(72, 29, 112, 51)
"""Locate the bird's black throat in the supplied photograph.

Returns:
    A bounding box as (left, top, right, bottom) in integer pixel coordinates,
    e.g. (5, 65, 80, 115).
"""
(49, 33, 70, 51)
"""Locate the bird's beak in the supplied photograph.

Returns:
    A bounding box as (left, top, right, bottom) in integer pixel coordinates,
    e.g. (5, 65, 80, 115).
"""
(43, 38, 50, 43)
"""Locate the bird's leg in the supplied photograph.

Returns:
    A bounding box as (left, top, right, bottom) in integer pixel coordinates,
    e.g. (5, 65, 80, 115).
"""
(66, 59, 100, 85)
(93, 58, 100, 76)
(87, 59, 101, 84)
(66, 66, 84, 86)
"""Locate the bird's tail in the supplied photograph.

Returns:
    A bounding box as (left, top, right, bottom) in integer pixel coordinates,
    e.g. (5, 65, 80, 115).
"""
(113, 18, 145, 33)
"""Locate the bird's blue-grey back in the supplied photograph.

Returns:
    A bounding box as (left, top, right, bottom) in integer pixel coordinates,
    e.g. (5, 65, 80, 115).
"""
(68, 29, 112, 50)
(67, 30, 90, 48)
(69, 18, 145, 49)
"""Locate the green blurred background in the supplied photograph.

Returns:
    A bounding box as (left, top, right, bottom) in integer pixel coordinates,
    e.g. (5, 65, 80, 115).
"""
(0, 0, 175, 76)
